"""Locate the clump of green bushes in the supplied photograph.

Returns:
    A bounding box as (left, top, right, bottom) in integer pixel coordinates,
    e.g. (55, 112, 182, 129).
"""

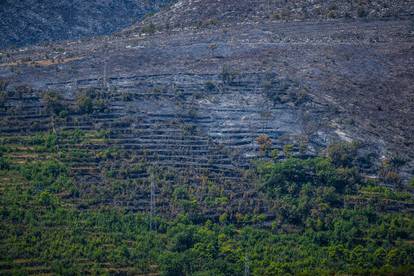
(76, 88, 108, 114)
(42, 90, 69, 117)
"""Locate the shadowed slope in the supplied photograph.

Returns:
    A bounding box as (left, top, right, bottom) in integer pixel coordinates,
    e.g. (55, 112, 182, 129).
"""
(0, 0, 175, 48)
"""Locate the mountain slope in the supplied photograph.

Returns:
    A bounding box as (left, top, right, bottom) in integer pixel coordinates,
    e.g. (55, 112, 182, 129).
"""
(136, 0, 414, 30)
(0, 0, 175, 48)
(0, 0, 412, 222)
(0, 0, 414, 274)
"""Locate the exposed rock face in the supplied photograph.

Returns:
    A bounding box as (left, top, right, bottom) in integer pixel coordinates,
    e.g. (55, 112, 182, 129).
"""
(0, 0, 175, 48)
(0, 0, 413, 216)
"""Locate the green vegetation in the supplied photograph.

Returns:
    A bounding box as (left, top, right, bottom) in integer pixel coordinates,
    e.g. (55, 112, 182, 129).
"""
(142, 23, 157, 35)
(0, 133, 413, 275)
(410, 177, 414, 188)
(42, 90, 68, 117)
(76, 88, 108, 114)
(204, 81, 217, 92)
(221, 65, 239, 84)
(357, 6, 368, 17)
(40, 90, 104, 119)
(0, 79, 9, 91)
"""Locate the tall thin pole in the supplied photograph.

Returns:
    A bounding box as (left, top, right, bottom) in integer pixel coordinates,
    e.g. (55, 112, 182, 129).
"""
(150, 175, 155, 231)
(103, 58, 108, 89)
(244, 253, 250, 276)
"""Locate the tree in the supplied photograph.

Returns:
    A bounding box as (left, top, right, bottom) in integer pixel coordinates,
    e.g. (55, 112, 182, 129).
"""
(38, 191, 55, 206)
(256, 135, 272, 156)
(76, 93, 93, 114)
(221, 65, 238, 84)
(283, 144, 293, 158)
(159, 252, 185, 276)
(42, 90, 67, 115)
(75, 88, 108, 114)
(327, 142, 358, 168)
(219, 213, 228, 225)
(0, 156, 9, 170)
(142, 23, 156, 34)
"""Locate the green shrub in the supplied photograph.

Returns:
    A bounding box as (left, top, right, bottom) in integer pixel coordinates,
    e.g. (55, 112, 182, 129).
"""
(173, 186, 190, 201)
(357, 6, 367, 17)
(204, 81, 216, 91)
(30, 132, 57, 151)
(76, 93, 93, 114)
(283, 144, 293, 158)
(42, 90, 68, 115)
(76, 88, 108, 114)
(0, 156, 10, 170)
(221, 65, 238, 84)
(38, 191, 56, 207)
(159, 251, 185, 276)
(271, 149, 279, 160)
(203, 18, 220, 27)
(0, 79, 9, 91)
(327, 10, 337, 18)
(327, 142, 359, 168)
(219, 213, 228, 224)
(142, 23, 156, 34)
(262, 78, 304, 105)
(0, 91, 7, 107)
(409, 178, 414, 188)
(19, 160, 68, 190)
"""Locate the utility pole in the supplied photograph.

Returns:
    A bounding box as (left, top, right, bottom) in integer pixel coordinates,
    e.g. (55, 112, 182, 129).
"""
(244, 253, 250, 276)
(149, 173, 155, 231)
(73, 77, 78, 92)
(103, 57, 108, 89)
(102, 42, 109, 89)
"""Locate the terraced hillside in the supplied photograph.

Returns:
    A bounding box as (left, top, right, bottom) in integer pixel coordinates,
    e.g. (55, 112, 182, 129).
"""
(1, 17, 413, 174)
(1, 0, 414, 274)
(1, 17, 413, 219)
